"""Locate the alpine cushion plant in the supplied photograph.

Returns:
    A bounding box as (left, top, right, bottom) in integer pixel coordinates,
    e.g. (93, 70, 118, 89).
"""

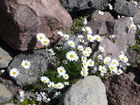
(10, 18, 129, 105)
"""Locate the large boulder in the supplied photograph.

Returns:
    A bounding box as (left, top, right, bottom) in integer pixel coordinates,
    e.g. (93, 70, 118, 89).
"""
(113, 0, 139, 17)
(0, 84, 13, 105)
(60, 0, 108, 16)
(7, 49, 53, 86)
(59, 76, 108, 105)
(104, 72, 140, 105)
(0, 0, 72, 51)
(106, 17, 136, 53)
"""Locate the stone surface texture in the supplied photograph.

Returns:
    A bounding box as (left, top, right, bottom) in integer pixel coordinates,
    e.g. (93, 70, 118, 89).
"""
(0, 0, 72, 51)
(59, 76, 108, 105)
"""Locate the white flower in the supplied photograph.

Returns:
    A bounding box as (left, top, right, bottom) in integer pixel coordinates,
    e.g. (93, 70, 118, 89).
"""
(130, 23, 137, 30)
(37, 33, 46, 41)
(21, 60, 31, 69)
(63, 34, 70, 40)
(82, 50, 90, 57)
(97, 55, 103, 60)
(99, 46, 105, 53)
(108, 3, 113, 10)
(10, 68, 19, 78)
(94, 35, 102, 42)
(48, 82, 55, 88)
(57, 66, 66, 76)
(19, 90, 25, 98)
(98, 10, 104, 15)
(81, 56, 87, 62)
(77, 35, 84, 39)
(46, 98, 51, 102)
(117, 69, 123, 75)
(64, 82, 70, 85)
(87, 34, 94, 42)
(82, 26, 92, 34)
(77, 45, 84, 51)
(41, 76, 50, 83)
(82, 61, 89, 67)
(81, 70, 88, 77)
(63, 74, 69, 80)
(83, 18, 88, 25)
(82, 67, 89, 71)
(119, 54, 128, 63)
(66, 51, 79, 61)
(87, 59, 94, 67)
(109, 64, 118, 73)
(57, 31, 64, 36)
(85, 47, 92, 54)
(104, 57, 111, 65)
(67, 40, 75, 48)
(111, 59, 119, 66)
(55, 83, 64, 89)
(117, 15, 121, 19)
(41, 38, 50, 46)
(99, 65, 107, 73)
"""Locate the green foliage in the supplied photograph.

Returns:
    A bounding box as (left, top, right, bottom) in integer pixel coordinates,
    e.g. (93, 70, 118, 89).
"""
(70, 17, 85, 35)
(20, 99, 36, 105)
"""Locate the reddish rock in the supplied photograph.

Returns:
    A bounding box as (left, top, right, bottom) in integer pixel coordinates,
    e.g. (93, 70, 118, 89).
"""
(0, 0, 72, 51)
(100, 37, 120, 59)
(104, 72, 140, 105)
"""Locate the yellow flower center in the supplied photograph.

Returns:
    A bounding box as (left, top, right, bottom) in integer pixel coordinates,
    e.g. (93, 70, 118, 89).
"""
(60, 70, 63, 72)
(70, 54, 74, 58)
(121, 58, 125, 61)
(39, 37, 43, 40)
(110, 66, 114, 70)
(12, 72, 16, 75)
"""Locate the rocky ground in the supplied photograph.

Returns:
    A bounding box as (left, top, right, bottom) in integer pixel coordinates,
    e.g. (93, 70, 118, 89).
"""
(0, 0, 140, 105)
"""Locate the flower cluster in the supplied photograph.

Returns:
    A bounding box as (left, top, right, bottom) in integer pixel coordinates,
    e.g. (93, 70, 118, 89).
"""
(37, 33, 50, 47)
(10, 60, 31, 78)
(16, 17, 130, 104)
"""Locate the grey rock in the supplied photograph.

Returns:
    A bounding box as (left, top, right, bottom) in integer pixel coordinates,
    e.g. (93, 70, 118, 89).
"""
(106, 17, 136, 53)
(0, 84, 13, 104)
(59, 76, 108, 105)
(134, 9, 140, 25)
(89, 12, 114, 35)
(7, 49, 52, 86)
(60, 0, 108, 15)
(0, 47, 12, 69)
(113, 0, 139, 17)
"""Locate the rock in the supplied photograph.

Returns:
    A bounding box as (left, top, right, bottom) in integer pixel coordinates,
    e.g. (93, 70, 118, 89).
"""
(60, 0, 108, 16)
(0, 0, 72, 51)
(106, 17, 136, 53)
(133, 9, 140, 25)
(0, 77, 22, 96)
(7, 49, 53, 86)
(0, 47, 12, 69)
(59, 76, 108, 105)
(113, 0, 139, 17)
(100, 37, 120, 59)
(104, 72, 140, 105)
(0, 84, 13, 104)
(127, 45, 140, 73)
(89, 12, 114, 35)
